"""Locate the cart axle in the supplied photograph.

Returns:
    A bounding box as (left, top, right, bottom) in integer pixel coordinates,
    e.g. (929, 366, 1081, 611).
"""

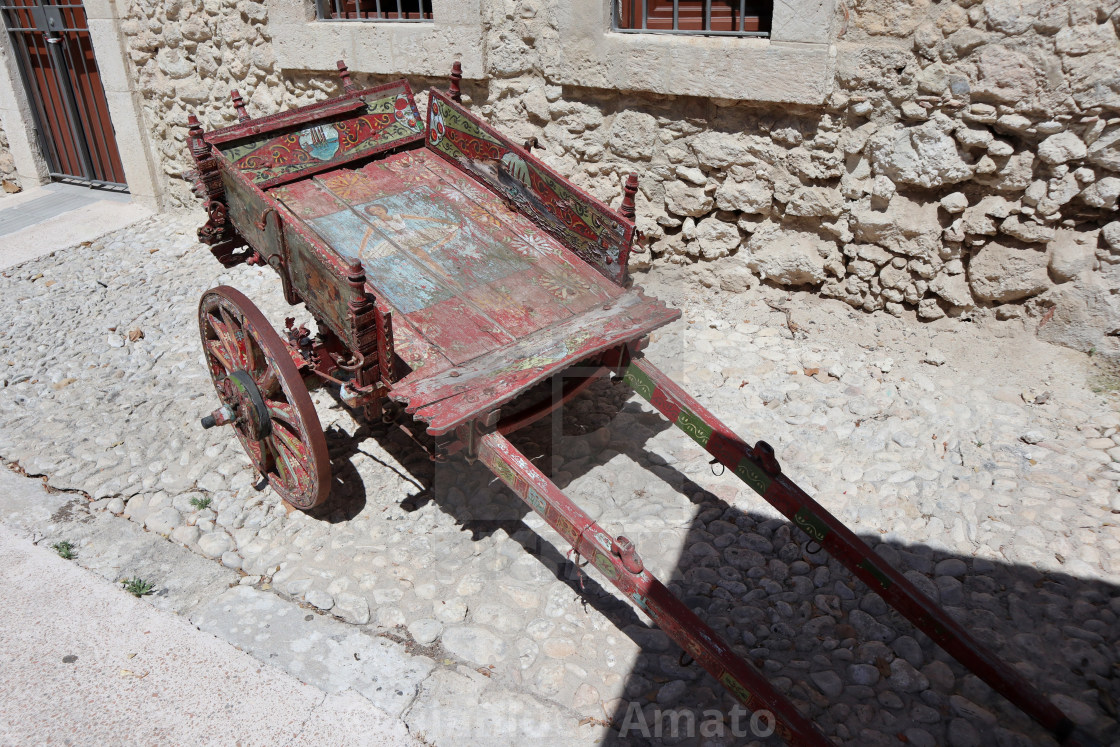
(200, 405, 234, 429)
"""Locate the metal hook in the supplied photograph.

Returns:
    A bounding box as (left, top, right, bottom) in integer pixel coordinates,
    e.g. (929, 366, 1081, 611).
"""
(709, 457, 725, 476)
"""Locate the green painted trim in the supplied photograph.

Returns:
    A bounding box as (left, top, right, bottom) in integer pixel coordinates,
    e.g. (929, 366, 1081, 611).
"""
(592, 551, 619, 580)
(719, 672, 754, 706)
(859, 558, 893, 591)
(793, 506, 830, 543)
(676, 408, 713, 447)
(733, 456, 772, 496)
(622, 363, 655, 400)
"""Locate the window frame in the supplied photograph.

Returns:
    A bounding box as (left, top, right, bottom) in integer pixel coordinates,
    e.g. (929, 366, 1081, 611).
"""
(313, 0, 435, 22)
(612, 0, 772, 38)
(542, 0, 835, 106)
(266, 0, 484, 80)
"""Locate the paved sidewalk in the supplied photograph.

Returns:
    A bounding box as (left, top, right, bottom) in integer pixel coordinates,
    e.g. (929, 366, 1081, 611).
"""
(0, 473, 414, 747)
(0, 181, 149, 270)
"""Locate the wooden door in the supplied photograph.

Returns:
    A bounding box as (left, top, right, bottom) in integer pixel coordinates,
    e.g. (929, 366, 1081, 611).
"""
(1, 0, 126, 187)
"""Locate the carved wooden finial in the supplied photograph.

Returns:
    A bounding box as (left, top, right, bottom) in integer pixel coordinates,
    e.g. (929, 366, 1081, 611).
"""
(347, 260, 375, 314)
(347, 260, 365, 290)
(187, 114, 207, 158)
(449, 60, 462, 103)
(230, 90, 250, 123)
(621, 173, 639, 220)
(337, 59, 356, 93)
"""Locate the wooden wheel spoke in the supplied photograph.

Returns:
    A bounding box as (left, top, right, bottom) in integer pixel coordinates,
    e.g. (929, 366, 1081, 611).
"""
(207, 311, 242, 372)
(219, 306, 252, 370)
(268, 426, 309, 488)
(256, 365, 280, 397)
(244, 330, 268, 379)
(205, 338, 235, 373)
(266, 401, 300, 430)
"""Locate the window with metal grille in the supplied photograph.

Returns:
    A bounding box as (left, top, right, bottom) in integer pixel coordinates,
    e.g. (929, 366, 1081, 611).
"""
(614, 0, 772, 37)
(314, 0, 433, 21)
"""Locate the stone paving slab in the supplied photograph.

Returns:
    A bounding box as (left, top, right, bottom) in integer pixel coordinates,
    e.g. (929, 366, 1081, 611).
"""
(0, 523, 414, 747)
(192, 586, 435, 718)
(0, 183, 150, 270)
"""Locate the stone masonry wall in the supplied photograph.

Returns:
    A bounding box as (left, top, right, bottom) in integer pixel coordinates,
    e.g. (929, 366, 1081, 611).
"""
(117, 0, 1120, 358)
(0, 117, 20, 195)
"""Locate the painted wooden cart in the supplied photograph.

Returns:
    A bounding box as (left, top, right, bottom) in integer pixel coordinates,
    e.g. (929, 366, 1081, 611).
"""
(186, 63, 1098, 746)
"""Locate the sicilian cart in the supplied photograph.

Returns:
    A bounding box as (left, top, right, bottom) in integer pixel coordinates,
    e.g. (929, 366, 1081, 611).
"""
(186, 63, 1098, 745)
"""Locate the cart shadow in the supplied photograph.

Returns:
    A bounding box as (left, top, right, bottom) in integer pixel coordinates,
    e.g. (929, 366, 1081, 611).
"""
(589, 453, 1120, 746)
(312, 382, 1119, 746)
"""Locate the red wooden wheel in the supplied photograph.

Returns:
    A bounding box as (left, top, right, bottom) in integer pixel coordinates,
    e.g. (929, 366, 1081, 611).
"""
(198, 286, 330, 510)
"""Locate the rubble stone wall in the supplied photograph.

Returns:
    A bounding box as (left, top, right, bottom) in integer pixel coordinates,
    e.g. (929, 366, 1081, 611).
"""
(0, 118, 19, 195)
(115, 0, 1120, 357)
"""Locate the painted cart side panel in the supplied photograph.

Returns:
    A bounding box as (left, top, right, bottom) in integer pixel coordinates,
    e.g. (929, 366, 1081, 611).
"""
(219, 157, 378, 355)
(284, 225, 355, 348)
(221, 160, 277, 257)
(425, 90, 634, 286)
(390, 290, 679, 435)
(214, 81, 424, 189)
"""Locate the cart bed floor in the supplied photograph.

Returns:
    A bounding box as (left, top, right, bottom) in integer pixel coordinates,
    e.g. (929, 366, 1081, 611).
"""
(272, 148, 677, 433)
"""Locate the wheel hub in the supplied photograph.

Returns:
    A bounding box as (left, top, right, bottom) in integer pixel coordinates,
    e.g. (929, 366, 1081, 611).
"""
(227, 369, 271, 440)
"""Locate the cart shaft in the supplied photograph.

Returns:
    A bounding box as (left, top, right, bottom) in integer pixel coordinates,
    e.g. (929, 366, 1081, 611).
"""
(478, 431, 832, 747)
(624, 356, 1080, 744)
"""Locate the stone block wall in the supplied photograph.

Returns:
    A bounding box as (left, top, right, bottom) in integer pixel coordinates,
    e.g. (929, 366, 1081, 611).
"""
(0, 118, 20, 195)
(114, 0, 1120, 358)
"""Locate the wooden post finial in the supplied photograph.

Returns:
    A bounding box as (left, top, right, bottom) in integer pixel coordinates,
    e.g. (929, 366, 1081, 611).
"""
(337, 59, 356, 93)
(187, 114, 207, 159)
(347, 260, 376, 321)
(621, 173, 639, 220)
(449, 60, 462, 103)
(347, 259, 365, 290)
(230, 90, 249, 123)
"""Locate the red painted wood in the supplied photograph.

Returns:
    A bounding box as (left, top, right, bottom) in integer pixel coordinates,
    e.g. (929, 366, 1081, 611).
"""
(478, 432, 831, 747)
(390, 291, 678, 435)
(425, 90, 635, 286)
(205, 77, 419, 144)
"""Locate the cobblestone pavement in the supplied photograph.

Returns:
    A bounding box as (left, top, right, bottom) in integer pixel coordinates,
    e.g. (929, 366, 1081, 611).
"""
(1, 211, 1119, 746)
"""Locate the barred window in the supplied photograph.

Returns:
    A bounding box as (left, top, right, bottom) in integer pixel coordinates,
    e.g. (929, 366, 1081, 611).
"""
(314, 0, 433, 21)
(613, 0, 772, 37)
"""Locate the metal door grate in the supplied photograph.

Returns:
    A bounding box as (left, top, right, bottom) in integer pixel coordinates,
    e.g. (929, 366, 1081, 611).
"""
(1, 0, 127, 188)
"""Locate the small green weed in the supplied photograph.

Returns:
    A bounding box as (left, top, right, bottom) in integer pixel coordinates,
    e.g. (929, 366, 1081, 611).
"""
(975, 441, 984, 448)
(122, 577, 155, 597)
(1089, 360, 1120, 394)
(52, 540, 75, 560)
(189, 496, 212, 511)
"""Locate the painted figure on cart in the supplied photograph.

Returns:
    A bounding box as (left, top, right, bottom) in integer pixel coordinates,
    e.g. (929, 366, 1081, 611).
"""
(360, 201, 459, 261)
